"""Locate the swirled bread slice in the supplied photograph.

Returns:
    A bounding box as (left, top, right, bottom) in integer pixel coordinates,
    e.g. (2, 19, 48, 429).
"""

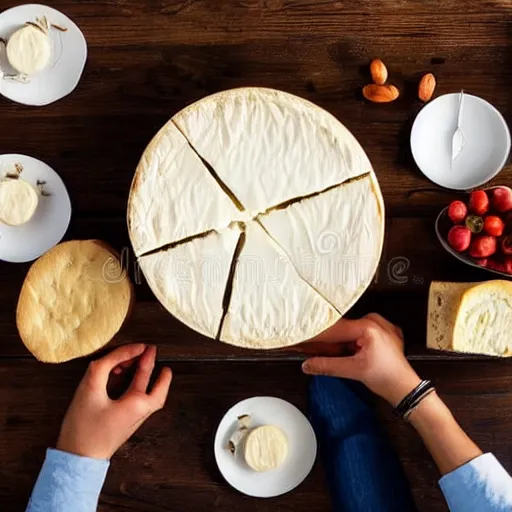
(427, 280, 512, 357)
(454, 280, 512, 356)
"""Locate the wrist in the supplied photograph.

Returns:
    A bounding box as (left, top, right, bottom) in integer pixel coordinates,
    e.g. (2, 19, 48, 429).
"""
(383, 371, 422, 406)
(407, 390, 451, 426)
(56, 439, 111, 461)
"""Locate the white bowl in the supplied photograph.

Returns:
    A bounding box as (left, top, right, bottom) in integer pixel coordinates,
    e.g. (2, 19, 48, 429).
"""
(411, 93, 510, 190)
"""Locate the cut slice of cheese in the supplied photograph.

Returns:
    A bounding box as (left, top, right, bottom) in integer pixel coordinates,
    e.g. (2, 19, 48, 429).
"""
(16, 240, 134, 363)
(139, 226, 242, 339)
(220, 221, 340, 348)
(427, 280, 512, 357)
(173, 88, 372, 214)
(258, 175, 384, 314)
(427, 281, 476, 352)
(128, 121, 242, 256)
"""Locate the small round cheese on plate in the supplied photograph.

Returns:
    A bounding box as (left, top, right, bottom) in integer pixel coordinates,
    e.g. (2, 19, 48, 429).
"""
(0, 154, 71, 263)
(214, 396, 317, 498)
(6, 24, 52, 75)
(0, 178, 39, 226)
(244, 425, 289, 472)
(0, 4, 87, 106)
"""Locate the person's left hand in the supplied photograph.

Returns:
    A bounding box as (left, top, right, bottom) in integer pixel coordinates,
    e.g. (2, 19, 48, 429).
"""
(57, 344, 172, 460)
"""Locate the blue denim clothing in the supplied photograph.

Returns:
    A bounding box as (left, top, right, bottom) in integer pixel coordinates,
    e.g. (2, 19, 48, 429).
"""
(309, 376, 512, 512)
(26, 378, 512, 511)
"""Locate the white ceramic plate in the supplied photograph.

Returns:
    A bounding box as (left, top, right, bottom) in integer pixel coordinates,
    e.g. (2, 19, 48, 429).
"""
(0, 154, 71, 262)
(214, 396, 317, 498)
(411, 93, 510, 190)
(0, 4, 87, 106)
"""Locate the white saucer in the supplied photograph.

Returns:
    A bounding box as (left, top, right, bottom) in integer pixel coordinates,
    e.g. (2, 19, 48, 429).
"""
(0, 4, 87, 106)
(0, 154, 71, 263)
(214, 396, 317, 498)
(410, 93, 510, 190)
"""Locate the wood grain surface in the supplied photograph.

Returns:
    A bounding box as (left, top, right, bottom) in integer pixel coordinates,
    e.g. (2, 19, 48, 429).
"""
(2, 0, 512, 510)
(2, 359, 512, 512)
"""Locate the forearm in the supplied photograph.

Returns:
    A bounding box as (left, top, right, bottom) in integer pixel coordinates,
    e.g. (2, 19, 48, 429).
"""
(408, 391, 482, 475)
(26, 448, 109, 512)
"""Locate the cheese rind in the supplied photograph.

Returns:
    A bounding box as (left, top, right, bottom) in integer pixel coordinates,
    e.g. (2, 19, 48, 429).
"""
(220, 221, 340, 348)
(139, 227, 241, 339)
(128, 121, 241, 256)
(259, 175, 384, 314)
(173, 88, 372, 213)
(16, 240, 134, 363)
(0, 179, 39, 226)
(7, 25, 51, 75)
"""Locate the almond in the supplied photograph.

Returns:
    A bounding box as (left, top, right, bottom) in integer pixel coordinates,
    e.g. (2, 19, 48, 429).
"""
(370, 58, 388, 85)
(362, 84, 399, 103)
(418, 73, 436, 102)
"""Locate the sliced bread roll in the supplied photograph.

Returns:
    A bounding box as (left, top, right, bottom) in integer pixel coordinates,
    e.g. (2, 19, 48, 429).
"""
(17, 240, 134, 363)
(427, 280, 512, 357)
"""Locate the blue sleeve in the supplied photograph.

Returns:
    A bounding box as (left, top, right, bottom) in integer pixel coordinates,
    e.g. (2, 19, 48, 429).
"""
(439, 453, 512, 511)
(26, 448, 109, 512)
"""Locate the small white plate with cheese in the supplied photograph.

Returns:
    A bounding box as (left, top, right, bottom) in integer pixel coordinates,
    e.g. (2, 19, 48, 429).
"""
(410, 93, 510, 190)
(214, 396, 317, 498)
(0, 4, 87, 106)
(0, 154, 71, 263)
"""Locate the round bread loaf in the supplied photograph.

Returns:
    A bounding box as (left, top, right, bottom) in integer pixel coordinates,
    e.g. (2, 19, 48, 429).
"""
(16, 240, 134, 363)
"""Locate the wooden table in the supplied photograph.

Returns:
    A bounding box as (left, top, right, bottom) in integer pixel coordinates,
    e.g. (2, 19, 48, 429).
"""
(1, 1, 512, 510)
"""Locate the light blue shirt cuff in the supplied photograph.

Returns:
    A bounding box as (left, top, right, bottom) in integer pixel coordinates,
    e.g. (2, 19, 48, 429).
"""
(439, 453, 512, 512)
(26, 448, 109, 512)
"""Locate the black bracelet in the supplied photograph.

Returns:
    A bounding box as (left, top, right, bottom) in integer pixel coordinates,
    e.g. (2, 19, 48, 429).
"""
(394, 380, 435, 419)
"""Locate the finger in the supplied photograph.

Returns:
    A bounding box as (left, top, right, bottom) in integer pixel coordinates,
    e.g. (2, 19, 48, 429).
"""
(365, 313, 404, 342)
(88, 344, 146, 386)
(112, 359, 137, 376)
(309, 318, 369, 344)
(364, 313, 396, 333)
(148, 367, 173, 411)
(129, 345, 156, 394)
(302, 356, 361, 380)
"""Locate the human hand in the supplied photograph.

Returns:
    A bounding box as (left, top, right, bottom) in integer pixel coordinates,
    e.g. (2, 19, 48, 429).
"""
(57, 344, 172, 460)
(302, 314, 421, 405)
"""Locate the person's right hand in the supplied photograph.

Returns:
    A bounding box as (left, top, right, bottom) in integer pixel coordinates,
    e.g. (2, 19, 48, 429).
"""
(302, 313, 421, 405)
(57, 344, 172, 460)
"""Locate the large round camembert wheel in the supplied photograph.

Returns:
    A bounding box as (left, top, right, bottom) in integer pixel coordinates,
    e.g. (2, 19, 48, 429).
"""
(128, 88, 384, 349)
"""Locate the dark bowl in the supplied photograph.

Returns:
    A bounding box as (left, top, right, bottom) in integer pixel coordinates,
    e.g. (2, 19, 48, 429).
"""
(435, 186, 512, 279)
